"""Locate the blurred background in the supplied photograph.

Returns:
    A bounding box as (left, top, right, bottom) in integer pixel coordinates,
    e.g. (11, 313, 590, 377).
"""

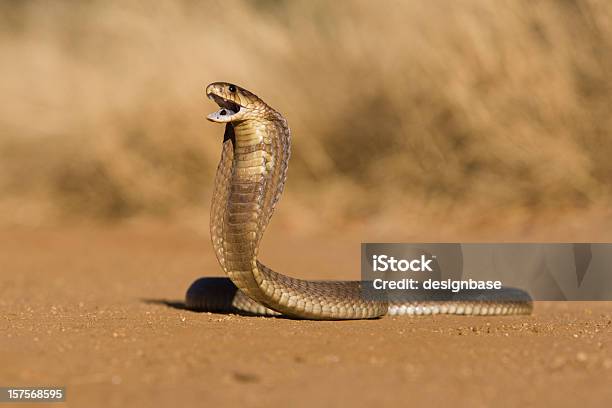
(2, 0, 612, 237)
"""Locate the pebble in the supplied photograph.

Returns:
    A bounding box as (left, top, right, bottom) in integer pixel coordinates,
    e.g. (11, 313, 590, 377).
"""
(232, 372, 259, 383)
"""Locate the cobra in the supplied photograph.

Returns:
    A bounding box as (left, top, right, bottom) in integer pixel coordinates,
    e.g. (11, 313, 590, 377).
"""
(185, 82, 532, 320)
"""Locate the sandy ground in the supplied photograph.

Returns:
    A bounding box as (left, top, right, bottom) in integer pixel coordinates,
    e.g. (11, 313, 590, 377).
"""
(1, 224, 612, 407)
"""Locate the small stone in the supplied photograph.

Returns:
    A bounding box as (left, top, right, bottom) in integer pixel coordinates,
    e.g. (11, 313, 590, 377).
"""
(232, 372, 259, 383)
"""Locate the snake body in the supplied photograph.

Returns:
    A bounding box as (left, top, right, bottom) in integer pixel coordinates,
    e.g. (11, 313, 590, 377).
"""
(185, 82, 532, 320)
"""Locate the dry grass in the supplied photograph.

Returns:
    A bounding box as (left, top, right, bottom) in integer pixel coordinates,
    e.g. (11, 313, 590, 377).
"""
(1, 0, 612, 232)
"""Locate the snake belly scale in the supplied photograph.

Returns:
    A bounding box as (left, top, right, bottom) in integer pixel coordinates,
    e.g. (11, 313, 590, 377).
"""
(185, 82, 532, 320)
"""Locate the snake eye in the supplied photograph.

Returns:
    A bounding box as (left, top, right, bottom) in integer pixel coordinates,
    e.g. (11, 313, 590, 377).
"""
(228, 85, 236, 92)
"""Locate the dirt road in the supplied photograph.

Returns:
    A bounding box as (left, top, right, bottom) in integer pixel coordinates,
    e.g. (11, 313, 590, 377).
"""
(1, 225, 611, 407)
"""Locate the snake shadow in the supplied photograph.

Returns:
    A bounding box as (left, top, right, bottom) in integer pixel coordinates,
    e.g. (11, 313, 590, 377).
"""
(142, 298, 191, 311)
(141, 277, 289, 318)
(142, 298, 288, 318)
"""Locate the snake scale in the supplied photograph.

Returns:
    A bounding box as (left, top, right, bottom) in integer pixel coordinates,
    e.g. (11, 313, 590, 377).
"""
(185, 82, 532, 320)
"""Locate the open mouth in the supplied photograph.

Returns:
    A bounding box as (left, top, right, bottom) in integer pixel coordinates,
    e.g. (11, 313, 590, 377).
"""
(207, 93, 242, 122)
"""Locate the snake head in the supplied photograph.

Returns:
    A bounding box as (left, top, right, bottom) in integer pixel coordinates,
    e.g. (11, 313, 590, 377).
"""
(206, 82, 271, 123)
